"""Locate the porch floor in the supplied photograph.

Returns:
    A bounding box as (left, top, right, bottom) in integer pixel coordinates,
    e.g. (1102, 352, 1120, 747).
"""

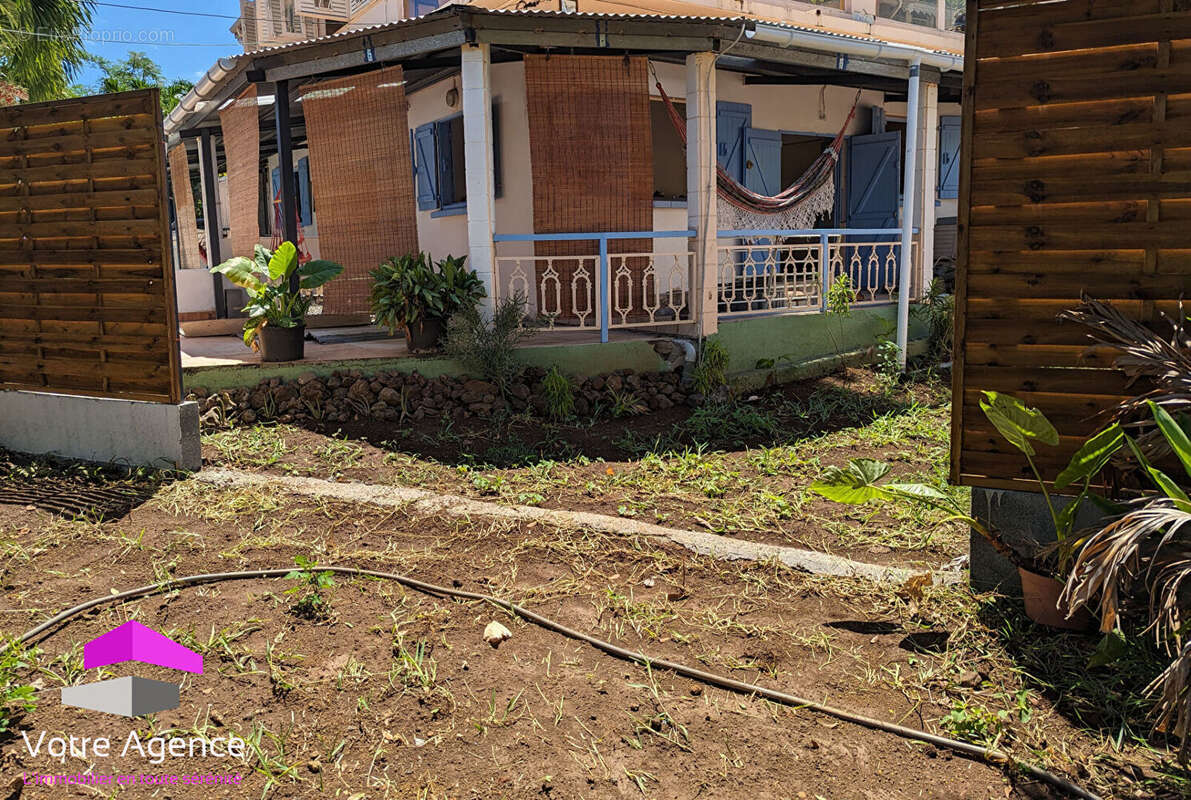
(180, 327, 656, 370)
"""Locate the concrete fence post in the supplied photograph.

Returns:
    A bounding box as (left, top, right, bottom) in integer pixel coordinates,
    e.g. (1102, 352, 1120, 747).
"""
(461, 42, 497, 317)
(686, 52, 718, 340)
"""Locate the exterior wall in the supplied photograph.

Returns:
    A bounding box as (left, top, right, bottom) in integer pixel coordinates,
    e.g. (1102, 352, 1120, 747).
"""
(346, 0, 406, 26)
(407, 61, 534, 298)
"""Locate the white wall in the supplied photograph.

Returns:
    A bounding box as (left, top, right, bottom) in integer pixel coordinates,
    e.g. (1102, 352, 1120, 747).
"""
(407, 62, 534, 303)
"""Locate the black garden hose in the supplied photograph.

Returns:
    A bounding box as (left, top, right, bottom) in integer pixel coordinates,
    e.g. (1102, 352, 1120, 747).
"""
(7, 566, 1101, 800)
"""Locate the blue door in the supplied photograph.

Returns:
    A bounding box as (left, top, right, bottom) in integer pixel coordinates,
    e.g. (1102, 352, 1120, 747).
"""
(744, 128, 781, 196)
(844, 131, 902, 296)
(938, 116, 961, 200)
(716, 102, 751, 183)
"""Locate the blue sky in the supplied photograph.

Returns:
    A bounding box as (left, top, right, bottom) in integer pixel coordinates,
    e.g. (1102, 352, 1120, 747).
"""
(76, 1, 243, 88)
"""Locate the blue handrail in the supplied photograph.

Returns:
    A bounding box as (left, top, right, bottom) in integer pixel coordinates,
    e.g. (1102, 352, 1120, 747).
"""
(492, 230, 696, 342)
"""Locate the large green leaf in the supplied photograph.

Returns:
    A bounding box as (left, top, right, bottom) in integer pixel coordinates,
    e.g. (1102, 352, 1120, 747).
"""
(809, 459, 893, 504)
(268, 241, 297, 282)
(297, 259, 344, 290)
(211, 256, 265, 294)
(1054, 423, 1125, 490)
(1125, 434, 1191, 509)
(1149, 401, 1191, 481)
(979, 391, 1059, 457)
(253, 244, 272, 274)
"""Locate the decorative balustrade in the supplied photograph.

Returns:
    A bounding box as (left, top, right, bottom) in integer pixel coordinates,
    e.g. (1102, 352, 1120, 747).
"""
(492, 231, 695, 343)
(717, 228, 917, 317)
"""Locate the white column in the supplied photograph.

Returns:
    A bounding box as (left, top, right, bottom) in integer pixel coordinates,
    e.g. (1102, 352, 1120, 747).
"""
(896, 60, 922, 370)
(461, 42, 496, 316)
(916, 80, 940, 299)
(687, 52, 718, 339)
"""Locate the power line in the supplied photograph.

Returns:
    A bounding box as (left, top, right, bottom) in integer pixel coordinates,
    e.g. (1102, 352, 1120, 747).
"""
(93, 2, 241, 21)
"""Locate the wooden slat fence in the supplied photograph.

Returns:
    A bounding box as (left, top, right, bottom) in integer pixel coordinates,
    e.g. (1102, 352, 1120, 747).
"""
(953, 0, 1191, 490)
(0, 89, 181, 403)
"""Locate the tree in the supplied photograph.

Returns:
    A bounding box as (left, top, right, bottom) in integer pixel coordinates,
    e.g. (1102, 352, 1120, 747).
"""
(0, 0, 94, 102)
(77, 51, 195, 114)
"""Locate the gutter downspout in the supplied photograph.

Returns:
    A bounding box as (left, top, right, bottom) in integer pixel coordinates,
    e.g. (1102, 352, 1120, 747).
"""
(897, 59, 922, 370)
(746, 25, 962, 371)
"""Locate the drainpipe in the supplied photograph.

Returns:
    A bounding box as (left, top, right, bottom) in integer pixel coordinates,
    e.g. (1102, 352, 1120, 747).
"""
(745, 25, 961, 370)
(897, 59, 922, 370)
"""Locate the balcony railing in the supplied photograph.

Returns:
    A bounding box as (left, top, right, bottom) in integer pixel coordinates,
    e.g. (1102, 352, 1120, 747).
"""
(717, 228, 917, 318)
(492, 231, 696, 343)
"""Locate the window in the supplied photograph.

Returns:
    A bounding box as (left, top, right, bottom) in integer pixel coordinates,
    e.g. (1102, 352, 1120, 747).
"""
(412, 104, 502, 214)
(938, 116, 961, 199)
(651, 98, 686, 201)
(411, 0, 439, 18)
(878, 0, 938, 28)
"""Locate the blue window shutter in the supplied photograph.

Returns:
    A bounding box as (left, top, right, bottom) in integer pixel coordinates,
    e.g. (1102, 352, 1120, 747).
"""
(845, 131, 901, 229)
(938, 116, 961, 200)
(297, 157, 312, 226)
(436, 118, 456, 206)
(413, 122, 438, 210)
(492, 102, 502, 199)
(744, 128, 782, 196)
(271, 166, 280, 205)
(715, 101, 751, 184)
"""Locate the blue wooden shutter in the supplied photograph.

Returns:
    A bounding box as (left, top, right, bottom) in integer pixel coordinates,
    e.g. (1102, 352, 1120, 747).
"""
(871, 106, 886, 135)
(435, 118, 456, 206)
(715, 101, 751, 183)
(744, 128, 782, 196)
(938, 116, 961, 200)
(413, 122, 438, 210)
(845, 131, 902, 228)
(297, 157, 312, 226)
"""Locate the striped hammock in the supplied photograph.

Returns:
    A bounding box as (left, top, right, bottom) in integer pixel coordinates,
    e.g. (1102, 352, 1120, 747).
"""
(656, 82, 861, 230)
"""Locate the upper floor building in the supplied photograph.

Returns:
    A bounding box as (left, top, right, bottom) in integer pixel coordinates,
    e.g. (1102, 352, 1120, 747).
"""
(231, 0, 964, 53)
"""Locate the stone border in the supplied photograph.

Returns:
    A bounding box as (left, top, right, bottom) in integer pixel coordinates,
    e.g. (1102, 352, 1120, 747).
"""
(195, 468, 962, 585)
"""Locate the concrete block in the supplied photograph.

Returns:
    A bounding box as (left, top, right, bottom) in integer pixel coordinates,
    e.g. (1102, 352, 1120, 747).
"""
(62, 676, 180, 717)
(969, 487, 1105, 594)
(0, 391, 200, 471)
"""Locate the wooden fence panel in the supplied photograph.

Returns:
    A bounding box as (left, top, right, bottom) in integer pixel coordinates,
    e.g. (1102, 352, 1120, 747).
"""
(0, 89, 181, 403)
(952, 0, 1191, 491)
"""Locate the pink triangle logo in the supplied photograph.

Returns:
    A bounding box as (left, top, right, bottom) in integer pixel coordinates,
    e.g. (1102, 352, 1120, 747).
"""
(83, 620, 203, 675)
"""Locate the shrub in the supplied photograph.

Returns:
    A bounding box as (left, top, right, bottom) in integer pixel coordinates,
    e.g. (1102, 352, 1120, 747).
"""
(542, 366, 575, 420)
(0, 639, 36, 735)
(692, 336, 729, 396)
(444, 294, 538, 396)
(370, 252, 485, 334)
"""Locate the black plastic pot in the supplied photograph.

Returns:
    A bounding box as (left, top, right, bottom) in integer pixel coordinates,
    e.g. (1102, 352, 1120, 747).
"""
(258, 324, 305, 362)
(404, 317, 444, 353)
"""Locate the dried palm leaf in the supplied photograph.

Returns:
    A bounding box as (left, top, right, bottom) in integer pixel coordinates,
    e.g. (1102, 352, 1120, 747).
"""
(1147, 642, 1190, 762)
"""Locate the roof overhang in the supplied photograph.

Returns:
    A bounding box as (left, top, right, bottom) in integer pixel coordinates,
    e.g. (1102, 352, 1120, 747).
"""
(165, 7, 964, 139)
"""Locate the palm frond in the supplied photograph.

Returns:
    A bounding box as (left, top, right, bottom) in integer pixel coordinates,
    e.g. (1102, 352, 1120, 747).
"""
(1147, 641, 1190, 762)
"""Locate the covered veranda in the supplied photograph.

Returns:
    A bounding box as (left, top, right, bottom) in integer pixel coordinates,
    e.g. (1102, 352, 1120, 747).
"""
(164, 6, 962, 370)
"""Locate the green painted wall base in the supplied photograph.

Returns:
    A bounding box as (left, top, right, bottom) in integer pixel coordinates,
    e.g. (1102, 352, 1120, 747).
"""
(185, 339, 668, 394)
(186, 307, 926, 395)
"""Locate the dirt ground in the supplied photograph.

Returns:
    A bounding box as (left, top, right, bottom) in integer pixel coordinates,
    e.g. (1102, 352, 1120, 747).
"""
(0, 370, 1186, 799)
(201, 371, 965, 569)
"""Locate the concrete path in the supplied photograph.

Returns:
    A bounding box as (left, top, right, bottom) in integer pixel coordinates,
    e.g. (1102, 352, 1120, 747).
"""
(194, 468, 963, 586)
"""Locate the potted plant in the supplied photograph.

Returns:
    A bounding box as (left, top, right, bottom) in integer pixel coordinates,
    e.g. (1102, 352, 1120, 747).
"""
(810, 391, 1122, 629)
(369, 253, 485, 352)
(210, 241, 343, 362)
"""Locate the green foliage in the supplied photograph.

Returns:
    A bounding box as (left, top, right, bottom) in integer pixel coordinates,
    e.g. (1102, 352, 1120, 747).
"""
(874, 337, 902, 392)
(370, 253, 484, 334)
(542, 366, 575, 421)
(444, 294, 538, 397)
(680, 401, 779, 445)
(608, 389, 647, 419)
(284, 555, 336, 620)
(0, 0, 93, 101)
(917, 278, 954, 362)
(0, 639, 36, 735)
(72, 51, 194, 113)
(825, 273, 854, 317)
(692, 336, 729, 396)
(210, 242, 343, 348)
(811, 392, 1123, 575)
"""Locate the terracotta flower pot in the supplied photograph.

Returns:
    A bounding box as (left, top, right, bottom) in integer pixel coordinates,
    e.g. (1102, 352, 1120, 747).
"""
(404, 317, 444, 353)
(258, 324, 305, 362)
(1018, 567, 1095, 631)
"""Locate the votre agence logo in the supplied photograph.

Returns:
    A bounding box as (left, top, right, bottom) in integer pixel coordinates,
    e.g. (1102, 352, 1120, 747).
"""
(61, 620, 202, 716)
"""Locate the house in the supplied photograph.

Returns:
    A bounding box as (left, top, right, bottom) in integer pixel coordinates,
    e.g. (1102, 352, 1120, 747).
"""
(165, 0, 963, 377)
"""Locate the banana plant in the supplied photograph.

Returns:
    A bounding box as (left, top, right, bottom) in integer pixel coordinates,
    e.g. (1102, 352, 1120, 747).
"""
(210, 242, 343, 349)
